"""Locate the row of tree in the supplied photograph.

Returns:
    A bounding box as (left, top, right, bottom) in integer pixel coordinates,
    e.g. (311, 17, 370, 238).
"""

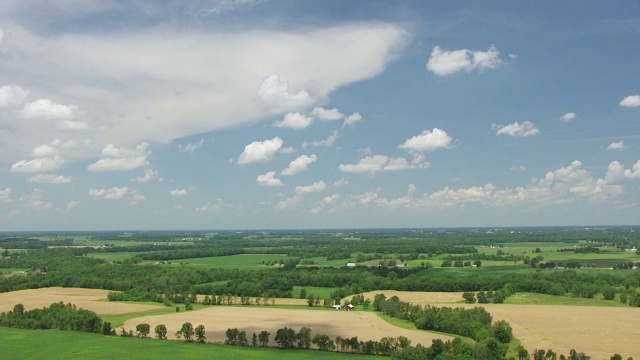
(0, 302, 102, 333)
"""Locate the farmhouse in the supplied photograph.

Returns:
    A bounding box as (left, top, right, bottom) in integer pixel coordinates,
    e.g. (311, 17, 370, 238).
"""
(332, 305, 342, 310)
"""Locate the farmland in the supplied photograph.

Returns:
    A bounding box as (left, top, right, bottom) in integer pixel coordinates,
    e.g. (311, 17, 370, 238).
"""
(1, 227, 640, 358)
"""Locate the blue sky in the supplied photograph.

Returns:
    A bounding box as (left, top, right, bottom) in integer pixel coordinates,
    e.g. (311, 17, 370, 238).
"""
(1, 0, 639, 230)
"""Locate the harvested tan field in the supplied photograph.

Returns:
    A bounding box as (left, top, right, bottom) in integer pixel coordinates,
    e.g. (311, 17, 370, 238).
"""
(0, 287, 164, 315)
(457, 303, 639, 359)
(358, 291, 464, 304)
(123, 306, 453, 346)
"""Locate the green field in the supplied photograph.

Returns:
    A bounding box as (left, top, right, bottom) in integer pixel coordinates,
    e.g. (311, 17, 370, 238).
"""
(504, 292, 629, 307)
(177, 254, 291, 269)
(0, 328, 385, 360)
(293, 286, 339, 299)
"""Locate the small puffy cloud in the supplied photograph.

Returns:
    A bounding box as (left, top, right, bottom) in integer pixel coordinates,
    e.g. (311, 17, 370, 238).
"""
(28, 174, 73, 184)
(296, 180, 326, 194)
(195, 199, 230, 212)
(607, 160, 640, 182)
(58, 120, 89, 131)
(339, 155, 416, 173)
(510, 165, 527, 173)
(272, 112, 313, 130)
(10, 156, 65, 173)
(559, 112, 576, 122)
(493, 121, 539, 137)
(31, 200, 53, 210)
(169, 189, 188, 197)
(32, 144, 58, 157)
(178, 139, 205, 154)
(333, 178, 349, 187)
(343, 113, 363, 128)
(399, 128, 453, 152)
(281, 154, 317, 175)
(0, 84, 29, 108)
(88, 143, 150, 172)
(620, 95, 640, 108)
(312, 107, 344, 121)
(133, 169, 162, 183)
(66, 201, 80, 210)
(607, 141, 625, 151)
(426, 45, 504, 76)
(88, 187, 144, 201)
(0, 188, 11, 201)
(257, 171, 284, 186)
(20, 99, 78, 120)
(257, 74, 313, 112)
(237, 137, 283, 165)
(303, 130, 338, 148)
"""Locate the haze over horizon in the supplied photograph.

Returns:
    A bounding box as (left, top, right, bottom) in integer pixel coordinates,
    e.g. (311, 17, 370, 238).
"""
(1, 1, 639, 230)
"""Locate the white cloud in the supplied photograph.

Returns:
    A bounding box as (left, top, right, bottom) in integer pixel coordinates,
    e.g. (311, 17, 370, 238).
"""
(58, 120, 89, 131)
(32, 144, 58, 157)
(169, 189, 188, 197)
(343, 113, 363, 128)
(0, 188, 11, 202)
(20, 99, 78, 120)
(195, 199, 230, 212)
(0, 23, 408, 164)
(620, 95, 640, 108)
(66, 201, 80, 210)
(303, 130, 338, 148)
(607, 160, 640, 182)
(257, 74, 314, 112)
(559, 112, 576, 122)
(28, 174, 72, 184)
(312, 107, 344, 121)
(399, 128, 453, 152)
(510, 165, 527, 173)
(493, 121, 539, 137)
(310, 193, 342, 214)
(10, 156, 65, 173)
(295, 180, 326, 194)
(281, 154, 317, 175)
(133, 169, 161, 183)
(31, 200, 53, 210)
(272, 112, 313, 130)
(333, 178, 349, 187)
(426, 45, 504, 76)
(339, 155, 418, 173)
(88, 187, 144, 201)
(237, 137, 283, 164)
(178, 139, 205, 154)
(257, 171, 283, 186)
(607, 141, 625, 151)
(88, 142, 150, 172)
(0, 84, 29, 108)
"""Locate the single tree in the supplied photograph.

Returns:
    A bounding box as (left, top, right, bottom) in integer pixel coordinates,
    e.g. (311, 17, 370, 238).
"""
(175, 322, 194, 342)
(274, 327, 296, 349)
(195, 324, 206, 343)
(296, 327, 312, 349)
(251, 332, 258, 347)
(135, 323, 150, 338)
(312, 334, 334, 351)
(238, 330, 248, 346)
(154, 324, 167, 339)
(258, 330, 270, 347)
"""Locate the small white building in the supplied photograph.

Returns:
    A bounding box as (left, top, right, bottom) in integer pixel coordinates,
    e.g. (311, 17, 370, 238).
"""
(346, 263, 356, 267)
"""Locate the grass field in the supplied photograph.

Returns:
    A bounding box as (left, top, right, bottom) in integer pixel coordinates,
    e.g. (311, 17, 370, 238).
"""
(293, 286, 339, 299)
(504, 292, 628, 307)
(0, 328, 386, 360)
(177, 254, 291, 269)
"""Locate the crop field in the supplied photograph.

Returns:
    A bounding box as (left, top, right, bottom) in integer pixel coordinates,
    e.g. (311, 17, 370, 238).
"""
(0, 327, 385, 360)
(372, 290, 638, 359)
(122, 306, 454, 347)
(0, 288, 164, 315)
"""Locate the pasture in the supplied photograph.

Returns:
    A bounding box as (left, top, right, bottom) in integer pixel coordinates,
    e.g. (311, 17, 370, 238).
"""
(177, 254, 291, 269)
(0, 327, 385, 360)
